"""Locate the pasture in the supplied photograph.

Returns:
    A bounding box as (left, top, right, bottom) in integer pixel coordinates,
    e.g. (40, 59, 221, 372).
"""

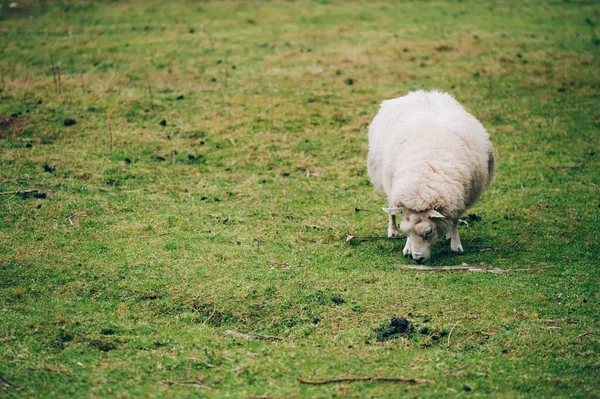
(1, 0, 599, 397)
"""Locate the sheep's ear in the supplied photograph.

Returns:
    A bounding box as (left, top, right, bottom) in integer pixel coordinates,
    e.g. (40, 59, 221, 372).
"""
(382, 207, 404, 215)
(428, 210, 445, 219)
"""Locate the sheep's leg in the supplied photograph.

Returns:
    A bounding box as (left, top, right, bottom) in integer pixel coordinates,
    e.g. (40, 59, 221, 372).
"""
(450, 220, 464, 253)
(387, 214, 400, 238)
(403, 237, 412, 257)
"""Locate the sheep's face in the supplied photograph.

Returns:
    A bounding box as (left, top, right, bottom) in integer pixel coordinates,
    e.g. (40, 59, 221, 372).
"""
(399, 210, 446, 263)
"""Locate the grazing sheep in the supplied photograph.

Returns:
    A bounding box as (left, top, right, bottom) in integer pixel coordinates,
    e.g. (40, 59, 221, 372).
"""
(367, 90, 495, 263)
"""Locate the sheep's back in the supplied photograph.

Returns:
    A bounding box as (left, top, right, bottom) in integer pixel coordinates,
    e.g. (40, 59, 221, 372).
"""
(367, 90, 494, 216)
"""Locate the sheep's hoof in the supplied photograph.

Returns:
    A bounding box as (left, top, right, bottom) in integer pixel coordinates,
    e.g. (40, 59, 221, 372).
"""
(451, 244, 464, 253)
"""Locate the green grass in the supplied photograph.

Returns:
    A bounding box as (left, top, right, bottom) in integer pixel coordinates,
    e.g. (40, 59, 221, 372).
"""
(1, 0, 599, 397)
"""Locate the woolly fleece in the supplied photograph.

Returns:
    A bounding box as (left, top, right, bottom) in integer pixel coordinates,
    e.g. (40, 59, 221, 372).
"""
(367, 90, 495, 220)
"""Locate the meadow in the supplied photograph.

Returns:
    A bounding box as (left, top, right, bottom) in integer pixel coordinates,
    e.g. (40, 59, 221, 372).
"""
(1, 0, 599, 397)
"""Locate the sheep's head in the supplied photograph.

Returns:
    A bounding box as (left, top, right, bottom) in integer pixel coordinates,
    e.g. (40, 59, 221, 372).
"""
(383, 207, 447, 263)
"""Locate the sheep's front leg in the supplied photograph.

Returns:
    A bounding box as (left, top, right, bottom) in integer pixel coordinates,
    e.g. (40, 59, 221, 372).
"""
(387, 214, 400, 238)
(450, 220, 463, 253)
(402, 237, 412, 257)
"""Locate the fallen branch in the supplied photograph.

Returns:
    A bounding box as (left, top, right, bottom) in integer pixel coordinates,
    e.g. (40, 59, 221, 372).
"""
(394, 263, 538, 274)
(0, 189, 38, 195)
(540, 319, 578, 324)
(467, 240, 519, 252)
(160, 380, 209, 389)
(225, 330, 282, 341)
(0, 375, 22, 390)
(298, 376, 432, 385)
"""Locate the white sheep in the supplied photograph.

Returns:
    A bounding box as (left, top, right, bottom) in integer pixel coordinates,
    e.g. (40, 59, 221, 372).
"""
(367, 90, 495, 263)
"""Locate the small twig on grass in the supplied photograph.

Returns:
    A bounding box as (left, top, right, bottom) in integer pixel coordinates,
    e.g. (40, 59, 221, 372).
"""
(255, 237, 262, 252)
(346, 235, 404, 242)
(574, 331, 598, 339)
(0, 375, 22, 390)
(267, 261, 294, 269)
(160, 380, 209, 389)
(56, 63, 62, 95)
(107, 123, 113, 156)
(199, 304, 217, 326)
(447, 320, 460, 347)
(467, 239, 519, 252)
(145, 71, 155, 110)
(540, 319, 578, 324)
(0, 189, 38, 196)
(514, 309, 528, 319)
(297, 376, 432, 385)
(225, 330, 282, 341)
(394, 263, 539, 274)
(550, 163, 584, 170)
(67, 211, 88, 225)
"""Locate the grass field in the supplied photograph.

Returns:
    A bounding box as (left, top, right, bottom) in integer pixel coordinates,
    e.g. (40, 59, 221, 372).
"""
(1, 0, 599, 397)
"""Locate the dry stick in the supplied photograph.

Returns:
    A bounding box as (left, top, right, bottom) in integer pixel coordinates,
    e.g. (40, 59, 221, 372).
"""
(107, 123, 113, 156)
(513, 309, 528, 319)
(394, 263, 538, 274)
(256, 236, 262, 252)
(575, 331, 598, 339)
(297, 376, 432, 385)
(447, 320, 460, 347)
(346, 235, 404, 242)
(0, 189, 38, 196)
(225, 330, 282, 341)
(0, 375, 22, 390)
(67, 211, 87, 225)
(145, 71, 154, 110)
(540, 319, 578, 324)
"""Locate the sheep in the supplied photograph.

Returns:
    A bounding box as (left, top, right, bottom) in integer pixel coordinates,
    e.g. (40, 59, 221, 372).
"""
(367, 90, 495, 263)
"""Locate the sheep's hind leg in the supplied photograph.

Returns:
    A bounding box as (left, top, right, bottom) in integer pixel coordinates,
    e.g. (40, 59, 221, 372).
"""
(388, 214, 400, 238)
(450, 220, 464, 253)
